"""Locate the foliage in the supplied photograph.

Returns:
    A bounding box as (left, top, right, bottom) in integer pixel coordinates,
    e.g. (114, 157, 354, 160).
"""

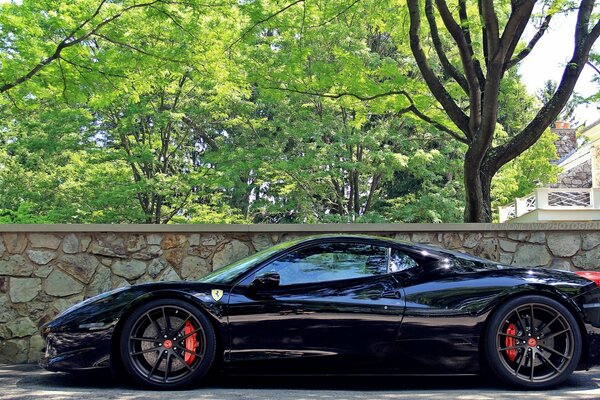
(585, 52, 600, 103)
(0, 0, 588, 224)
(536, 81, 582, 126)
(492, 129, 560, 211)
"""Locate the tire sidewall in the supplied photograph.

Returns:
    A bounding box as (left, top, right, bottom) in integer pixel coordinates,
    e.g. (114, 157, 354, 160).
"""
(483, 294, 582, 389)
(119, 298, 217, 389)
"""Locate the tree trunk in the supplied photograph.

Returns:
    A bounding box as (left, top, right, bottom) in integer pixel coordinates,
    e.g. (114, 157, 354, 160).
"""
(463, 156, 484, 222)
(406, 0, 599, 223)
(463, 150, 494, 222)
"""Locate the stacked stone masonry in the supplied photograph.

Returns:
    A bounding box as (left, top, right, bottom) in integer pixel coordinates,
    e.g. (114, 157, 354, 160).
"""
(552, 127, 577, 161)
(551, 159, 593, 188)
(1, 225, 600, 364)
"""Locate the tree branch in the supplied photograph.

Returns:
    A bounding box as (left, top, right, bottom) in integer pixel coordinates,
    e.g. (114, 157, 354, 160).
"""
(406, 0, 470, 137)
(474, 1, 535, 164)
(182, 115, 220, 151)
(149, 4, 199, 40)
(424, 0, 469, 93)
(306, 0, 362, 29)
(268, 85, 468, 143)
(59, 56, 128, 78)
(458, 0, 485, 87)
(588, 59, 600, 75)
(0, 0, 161, 94)
(93, 33, 187, 64)
(226, 0, 305, 52)
(266, 85, 414, 101)
(57, 58, 68, 102)
(506, 14, 552, 69)
(433, 0, 482, 136)
(66, 0, 108, 40)
(479, 0, 500, 57)
(403, 103, 469, 144)
(363, 173, 382, 214)
(485, 0, 600, 174)
(497, 0, 536, 64)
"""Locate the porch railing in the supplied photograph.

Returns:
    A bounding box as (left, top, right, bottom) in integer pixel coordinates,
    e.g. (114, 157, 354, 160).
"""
(498, 188, 600, 222)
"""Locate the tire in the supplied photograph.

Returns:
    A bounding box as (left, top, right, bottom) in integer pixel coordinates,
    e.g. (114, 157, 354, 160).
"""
(483, 295, 582, 389)
(119, 298, 217, 389)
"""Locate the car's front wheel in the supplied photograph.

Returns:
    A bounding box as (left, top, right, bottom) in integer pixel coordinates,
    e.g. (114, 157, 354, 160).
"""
(483, 295, 582, 389)
(119, 298, 216, 389)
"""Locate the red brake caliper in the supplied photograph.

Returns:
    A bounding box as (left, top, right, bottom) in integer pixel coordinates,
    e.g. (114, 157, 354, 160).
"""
(184, 321, 198, 365)
(505, 323, 517, 362)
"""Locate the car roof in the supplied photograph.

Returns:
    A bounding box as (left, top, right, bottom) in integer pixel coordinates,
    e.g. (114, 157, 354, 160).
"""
(290, 233, 497, 265)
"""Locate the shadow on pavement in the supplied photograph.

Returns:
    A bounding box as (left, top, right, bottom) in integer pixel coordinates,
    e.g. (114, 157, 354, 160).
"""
(9, 364, 598, 392)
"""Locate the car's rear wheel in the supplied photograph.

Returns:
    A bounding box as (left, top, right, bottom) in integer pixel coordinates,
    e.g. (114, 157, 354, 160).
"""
(119, 299, 216, 389)
(483, 295, 581, 389)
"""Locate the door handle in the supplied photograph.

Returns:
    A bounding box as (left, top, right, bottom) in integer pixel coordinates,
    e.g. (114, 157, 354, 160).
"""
(381, 290, 402, 299)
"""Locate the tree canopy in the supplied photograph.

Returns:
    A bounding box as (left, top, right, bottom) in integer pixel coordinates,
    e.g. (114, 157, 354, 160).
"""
(0, 0, 597, 223)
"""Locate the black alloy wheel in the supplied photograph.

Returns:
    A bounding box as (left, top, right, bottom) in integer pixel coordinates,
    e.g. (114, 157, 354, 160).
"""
(484, 295, 581, 389)
(120, 299, 216, 389)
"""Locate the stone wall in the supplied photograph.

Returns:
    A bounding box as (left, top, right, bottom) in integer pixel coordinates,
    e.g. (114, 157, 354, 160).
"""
(2, 223, 600, 364)
(552, 126, 577, 161)
(552, 159, 593, 188)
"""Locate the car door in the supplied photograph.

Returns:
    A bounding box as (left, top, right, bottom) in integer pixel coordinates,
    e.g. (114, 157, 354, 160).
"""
(390, 248, 483, 374)
(225, 239, 405, 373)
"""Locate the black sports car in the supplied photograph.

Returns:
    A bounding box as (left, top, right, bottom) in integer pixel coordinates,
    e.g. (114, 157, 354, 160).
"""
(40, 234, 600, 389)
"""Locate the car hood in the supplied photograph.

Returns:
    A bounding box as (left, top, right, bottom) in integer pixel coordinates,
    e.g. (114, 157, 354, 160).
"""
(42, 281, 225, 334)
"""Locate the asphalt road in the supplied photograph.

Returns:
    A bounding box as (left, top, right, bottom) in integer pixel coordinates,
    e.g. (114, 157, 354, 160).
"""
(2, 364, 600, 400)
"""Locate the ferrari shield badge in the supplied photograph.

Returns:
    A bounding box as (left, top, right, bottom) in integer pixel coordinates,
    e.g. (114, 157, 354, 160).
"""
(211, 289, 224, 302)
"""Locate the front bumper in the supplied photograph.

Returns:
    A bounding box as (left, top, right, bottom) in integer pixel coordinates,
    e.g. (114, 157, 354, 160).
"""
(40, 329, 114, 372)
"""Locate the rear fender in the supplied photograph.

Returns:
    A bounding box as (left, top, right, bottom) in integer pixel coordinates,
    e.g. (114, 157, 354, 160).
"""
(478, 285, 589, 370)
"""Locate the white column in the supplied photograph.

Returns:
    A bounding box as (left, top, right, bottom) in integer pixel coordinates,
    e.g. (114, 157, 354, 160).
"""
(515, 197, 527, 217)
(593, 144, 600, 188)
(592, 188, 600, 209)
(535, 188, 549, 209)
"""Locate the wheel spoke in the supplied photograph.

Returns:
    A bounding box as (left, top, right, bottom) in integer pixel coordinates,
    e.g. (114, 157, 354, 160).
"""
(173, 315, 191, 335)
(130, 336, 162, 343)
(514, 350, 527, 376)
(180, 347, 204, 359)
(542, 328, 570, 341)
(537, 351, 560, 373)
(164, 353, 172, 383)
(539, 344, 571, 361)
(499, 344, 527, 351)
(515, 308, 527, 333)
(171, 350, 194, 371)
(148, 351, 164, 379)
(146, 312, 162, 336)
(530, 349, 536, 381)
(537, 314, 559, 333)
(131, 347, 160, 356)
(162, 307, 171, 331)
(180, 327, 202, 341)
(499, 332, 525, 340)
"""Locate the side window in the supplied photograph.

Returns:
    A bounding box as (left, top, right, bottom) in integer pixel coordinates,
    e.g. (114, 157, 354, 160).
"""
(259, 242, 389, 286)
(389, 248, 418, 272)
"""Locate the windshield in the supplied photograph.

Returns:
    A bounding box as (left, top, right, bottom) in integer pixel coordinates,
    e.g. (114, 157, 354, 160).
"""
(198, 238, 304, 284)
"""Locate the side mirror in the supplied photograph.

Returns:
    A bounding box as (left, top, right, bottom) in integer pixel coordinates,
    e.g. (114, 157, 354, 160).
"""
(250, 271, 280, 289)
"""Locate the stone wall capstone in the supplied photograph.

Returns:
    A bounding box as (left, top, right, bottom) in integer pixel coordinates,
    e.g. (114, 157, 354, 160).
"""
(2, 223, 600, 364)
